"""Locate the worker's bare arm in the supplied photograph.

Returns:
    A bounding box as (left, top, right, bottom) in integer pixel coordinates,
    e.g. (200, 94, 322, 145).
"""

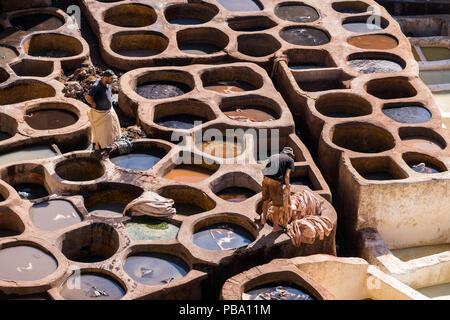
(84, 94, 96, 109)
(285, 168, 291, 187)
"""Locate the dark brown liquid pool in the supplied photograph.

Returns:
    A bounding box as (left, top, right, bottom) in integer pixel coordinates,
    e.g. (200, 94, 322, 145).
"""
(204, 80, 256, 94)
(135, 81, 191, 99)
(11, 14, 63, 31)
(216, 187, 256, 202)
(275, 4, 319, 22)
(25, 109, 78, 130)
(223, 106, 278, 122)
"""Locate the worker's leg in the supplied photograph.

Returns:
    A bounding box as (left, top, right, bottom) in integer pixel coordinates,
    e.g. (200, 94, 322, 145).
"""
(261, 200, 270, 226)
(272, 206, 282, 232)
(261, 177, 270, 225)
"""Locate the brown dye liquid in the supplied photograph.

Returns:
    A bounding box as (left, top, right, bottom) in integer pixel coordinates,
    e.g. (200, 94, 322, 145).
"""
(202, 141, 243, 158)
(179, 43, 221, 55)
(361, 172, 395, 180)
(30, 200, 82, 231)
(173, 203, 205, 216)
(298, 80, 347, 92)
(30, 50, 73, 58)
(402, 137, 444, 152)
(25, 109, 78, 130)
(0, 132, 12, 141)
(0, 229, 17, 237)
(275, 4, 319, 22)
(348, 35, 398, 50)
(0, 245, 57, 281)
(216, 187, 256, 202)
(136, 81, 191, 100)
(223, 106, 276, 122)
(164, 165, 213, 183)
(11, 14, 63, 31)
(205, 80, 256, 94)
(0, 46, 18, 64)
(116, 49, 162, 57)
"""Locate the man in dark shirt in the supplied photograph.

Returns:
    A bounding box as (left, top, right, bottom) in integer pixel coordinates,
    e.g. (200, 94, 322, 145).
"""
(261, 147, 295, 232)
(84, 70, 121, 151)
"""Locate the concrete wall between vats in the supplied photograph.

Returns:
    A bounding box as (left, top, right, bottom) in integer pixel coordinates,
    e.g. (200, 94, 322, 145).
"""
(289, 255, 427, 300)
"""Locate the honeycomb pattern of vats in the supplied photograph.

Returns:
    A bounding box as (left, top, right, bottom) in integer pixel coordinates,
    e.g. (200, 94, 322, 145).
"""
(272, 0, 450, 250)
(0, 8, 92, 156)
(119, 62, 331, 201)
(0, 132, 337, 299)
(79, 0, 341, 71)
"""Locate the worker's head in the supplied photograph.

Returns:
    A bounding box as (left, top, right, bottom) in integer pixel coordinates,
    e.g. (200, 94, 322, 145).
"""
(281, 147, 295, 159)
(101, 70, 115, 84)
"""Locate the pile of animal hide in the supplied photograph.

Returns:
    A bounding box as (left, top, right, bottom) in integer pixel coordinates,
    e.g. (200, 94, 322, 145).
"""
(265, 189, 334, 247)
(122, 191, 176, 217)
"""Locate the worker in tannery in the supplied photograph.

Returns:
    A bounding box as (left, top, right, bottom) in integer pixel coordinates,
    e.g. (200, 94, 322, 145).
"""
(261, 147, 295, 232)
(84, 69, 121, 154)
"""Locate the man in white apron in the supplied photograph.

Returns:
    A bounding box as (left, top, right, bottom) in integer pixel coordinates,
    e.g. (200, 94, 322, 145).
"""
(84, 70, 121, 152)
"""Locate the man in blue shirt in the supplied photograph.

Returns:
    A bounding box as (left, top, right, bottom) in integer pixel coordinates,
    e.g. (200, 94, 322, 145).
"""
(84, 70, 121, 151)
(261, 147, 295, 232)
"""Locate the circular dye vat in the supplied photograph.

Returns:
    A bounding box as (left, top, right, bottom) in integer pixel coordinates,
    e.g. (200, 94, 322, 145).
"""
(410, 163, 440, 174)
(135, 82, 191, 100)
(0, 46, 18, 64)
(60, 273, 125, 300)
(201, 141, 243, 158)
(110, 150, 165, 171)
(216, 187, 256, 202)
(179, 43, 221, 55)
(361, 172, 395, 180)
(275, 4, 319, 22)
(0, 245, 57, 281)
(169, 18, 207, 25)
(11, 14, 63, 31)
(173, 202, 205, 216)
(125, 217, 179, 241)
(280, 27, 329, 46)
(244, 282, 315, 300)
(115, 49, 162, 57)
(14, 183, 49, 200)
(192, 223, 254, 250)
(383, 106, 431, 124)
(402, 137, 444, 153)
(205, 80, 256, 94)
(25, 109, 78, 130)
(0, 131, 12, 142)
(124, 253, 189, 286)
(156, 114, 208, 130)
(348, 59, 403, 74)
(164, 165, 214, 183)
(223, 106, 277, 122)
(216, 0, 262, 12)
(30, 200, 82, 231)
(348, 35, 398, 50)
(343, 22, 384, 33)
(88, 203, 126, 219)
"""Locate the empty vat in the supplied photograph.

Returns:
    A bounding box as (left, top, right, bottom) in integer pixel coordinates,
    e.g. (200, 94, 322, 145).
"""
(237, 34, 281, 57)
(84, 189, 142, 219)
(159, 186, 215, 216)
(433, 91, 450, 114)
(0, 81, 55, 105)
(55, 158, 104, 181)
(11, 13, 63, 31)
(0, 45, 18, 64)
(417, 283, 450, 300)
(0, 210, 25, 237)
(111, 32, 168, 57)
(165, 3, 218, 25)
(228, 16, 276, 32)
(177, 28, 228, 55)
(391, 244, 450, 262)
(23, 33, 83, 58)
(366, 78, 417, 99)
(123, 252, 189, 286)
(30, 200, 82, 231)
(0, 245, 57, 281)
(331, 124, 395, 153)
(402, 136, 444, 152)
(315, 93, 372, 118)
